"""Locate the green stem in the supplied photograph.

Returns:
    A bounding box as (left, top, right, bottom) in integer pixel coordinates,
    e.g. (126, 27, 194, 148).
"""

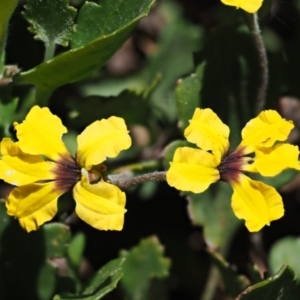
(109, 171, 166, 189)
(200, 266, 220, 300)
(0, 30, 6, 73)
(35, 86, 54, 106)
(0, 0, 18, 71)
(44, 42, 55, 62)
(244, 12, 268, 113)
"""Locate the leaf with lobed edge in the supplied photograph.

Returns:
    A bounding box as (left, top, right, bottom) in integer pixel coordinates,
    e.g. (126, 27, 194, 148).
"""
(23, 0, 76, 47)
(15, 0, 156, 104)
(120, 236, 170, 300)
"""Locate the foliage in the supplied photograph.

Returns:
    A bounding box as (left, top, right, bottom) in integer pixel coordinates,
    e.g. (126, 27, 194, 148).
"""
(120, 236, 170, 300)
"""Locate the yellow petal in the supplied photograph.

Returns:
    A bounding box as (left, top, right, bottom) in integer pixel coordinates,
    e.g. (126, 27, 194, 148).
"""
(15, 106, 70, 161)
(6, 182, 64, 232)
(166, 147, 220, 193)
(0, 138, 55, 186)
(231, 174, 284, 232)
(76, 116, 131, 170)
(221, 0, 263, 13)
(184, 108, 230, 158)
(252, 144, 300, 176)
(240, 110, 294, 152)
(73, 175, 126, 231)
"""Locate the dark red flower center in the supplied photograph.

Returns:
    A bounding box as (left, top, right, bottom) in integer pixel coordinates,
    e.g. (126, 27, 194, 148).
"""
(218, 147, 246, 184)
(52, 154, 108, 192)
(53, 154, 81, 192)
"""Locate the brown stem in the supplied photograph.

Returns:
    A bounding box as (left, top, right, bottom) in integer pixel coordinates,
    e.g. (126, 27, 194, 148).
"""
(109, 171, 166, 189)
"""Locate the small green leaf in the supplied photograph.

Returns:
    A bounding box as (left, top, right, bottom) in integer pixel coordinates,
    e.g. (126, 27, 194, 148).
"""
(120, 236, 170, 300)
(23, 0, 76, 47)
(82, 258, 124, 297)
(175, 62, 205, 130)
(269, 237, 300, 276)
(44, 223, 71, 257)
(37, 261, 57, 300)
(187, 182, 241, 254)
(54, 258, 124, 300)
(67, 232, 86, 268)
(237, 265, 300, 299)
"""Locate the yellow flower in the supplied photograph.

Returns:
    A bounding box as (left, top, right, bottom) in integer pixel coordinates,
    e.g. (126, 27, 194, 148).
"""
(167, 108, 300, 232)
(0, 106, 132, 232)
(221, 0, 263, 13)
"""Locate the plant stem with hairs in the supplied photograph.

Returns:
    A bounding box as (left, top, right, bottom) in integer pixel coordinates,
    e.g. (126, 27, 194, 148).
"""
(244, 12, 269, 113)
(109, 171, 167, 189)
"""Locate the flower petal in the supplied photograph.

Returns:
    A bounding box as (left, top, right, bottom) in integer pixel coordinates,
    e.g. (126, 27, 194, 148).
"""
(6, 182, 64, 232)
(251, 144, 300, 176)
(0, 138, 55, 186)
(240, 110, 294, 152)
(231, 174, 284, 232)
(15, 106, 70, 161)
(166, 147, 220, 193)
(76, 116, 131, 170)
(221, 0, 263, 13)
(184, 108, 230, 159)
(73, 175, 126, 231)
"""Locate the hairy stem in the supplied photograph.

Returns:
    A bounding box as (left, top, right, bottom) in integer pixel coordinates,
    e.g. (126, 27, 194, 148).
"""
(109, 171, 166, 189)
(44, 42, 55, 62)
(244, 12, 269, 113)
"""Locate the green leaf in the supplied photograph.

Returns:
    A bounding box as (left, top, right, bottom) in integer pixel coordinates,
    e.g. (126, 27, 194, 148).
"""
(269, 237, 300, 276)
(237, 265, 300, 299)
(16, 0, 156, 104)
(209, 251, 248, 297)
(44, 223, 71, 257)
(37, 261, 57, 300)
(55, 258, 124, 300)
(79, 74, 147, 97)
(120, 236, 170, 300)
(175, 62, 205, 131)
(187, 182, 241, 254)
(67, 232, 86, 268)
(72, 0, 154, 49)
(23, 0, 76, 47)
